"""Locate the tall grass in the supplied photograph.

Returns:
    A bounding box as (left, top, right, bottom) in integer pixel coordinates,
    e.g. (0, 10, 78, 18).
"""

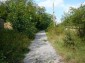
(0, 30, 31, 63)
(46, 25, 85, 63)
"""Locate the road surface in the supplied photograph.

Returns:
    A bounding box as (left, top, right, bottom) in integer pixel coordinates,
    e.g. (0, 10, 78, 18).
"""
(24, 31, 63, 63)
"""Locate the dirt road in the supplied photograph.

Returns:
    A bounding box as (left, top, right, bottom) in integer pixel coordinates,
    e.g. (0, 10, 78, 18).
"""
(24, 31, 63, 63)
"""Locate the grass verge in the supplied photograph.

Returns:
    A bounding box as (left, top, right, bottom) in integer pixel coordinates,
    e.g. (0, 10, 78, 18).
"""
(46, 28, 85, 63)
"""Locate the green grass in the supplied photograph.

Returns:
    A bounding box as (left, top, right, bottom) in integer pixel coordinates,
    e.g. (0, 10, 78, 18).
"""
(46, 28, 85, 63)
(0, 29, 31, 63)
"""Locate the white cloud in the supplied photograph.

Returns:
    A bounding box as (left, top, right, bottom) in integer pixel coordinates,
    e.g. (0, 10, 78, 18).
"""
(38, 0, 81, 12)
(37, 0, 84, 23)
(62, 1, 85, 13)
(38, 0, 64, 8)
(0, 0, 7, 2)
(82, 2, 85, 5)
(62, 4, 80, 13)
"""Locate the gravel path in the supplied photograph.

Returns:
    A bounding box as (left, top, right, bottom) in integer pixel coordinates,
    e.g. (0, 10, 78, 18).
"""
(24, 31, 63, 63)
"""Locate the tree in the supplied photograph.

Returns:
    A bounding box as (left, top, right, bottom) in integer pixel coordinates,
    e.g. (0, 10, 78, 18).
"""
(36, 7, 52, 30)
(0, 0, 52, 37)
(62, 5, 85, 36)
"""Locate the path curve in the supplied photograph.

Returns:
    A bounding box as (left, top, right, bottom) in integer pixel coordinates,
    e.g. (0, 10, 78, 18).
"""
(24, 31, 63, 63)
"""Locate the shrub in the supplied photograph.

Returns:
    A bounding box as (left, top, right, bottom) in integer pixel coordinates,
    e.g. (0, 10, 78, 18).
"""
(63, 30, 80, 48)
(0, 30, 30, 63)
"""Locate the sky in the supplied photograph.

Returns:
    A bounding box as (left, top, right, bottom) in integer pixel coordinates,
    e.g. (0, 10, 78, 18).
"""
(35, 0, 85, 23)
(0, 0, 85, 23)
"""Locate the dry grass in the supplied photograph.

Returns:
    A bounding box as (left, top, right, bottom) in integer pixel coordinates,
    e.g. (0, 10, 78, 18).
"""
(4, 22, 13, 30)
(46, 28, 85, 63)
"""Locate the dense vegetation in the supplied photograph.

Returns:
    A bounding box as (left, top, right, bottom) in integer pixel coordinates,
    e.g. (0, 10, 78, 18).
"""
(47, 5, 85, 63)
(0, 0, 52, 63)
(0, 0, 52, 38)
(0, 30, 30, 63)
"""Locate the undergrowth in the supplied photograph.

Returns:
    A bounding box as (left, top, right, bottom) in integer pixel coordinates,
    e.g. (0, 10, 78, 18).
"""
(46, 25, 85, 63)
(0, 30, 31, 63)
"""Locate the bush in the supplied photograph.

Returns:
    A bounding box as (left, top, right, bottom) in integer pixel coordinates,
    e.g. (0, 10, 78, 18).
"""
(0, 30, 30, 63)
(55, 25, 64, 35)
(63, 30, 80, 48)
(6, 0, 37, 38)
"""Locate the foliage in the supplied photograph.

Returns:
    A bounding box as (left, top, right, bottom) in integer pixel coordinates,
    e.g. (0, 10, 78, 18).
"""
(0, 0, 52, 63)
(0, 30, 30, 63)
(0, 0, 52, 38)
(62, 5, 85, 36)
(36, 7, 52, 30)
(6, 0, 37, 38)
(47, 4, 85, 63)
(55, 25, 64, 35)
(0, 3, 7, 20)
(47, 25, 85, 63)
(63, 30, 81, 48)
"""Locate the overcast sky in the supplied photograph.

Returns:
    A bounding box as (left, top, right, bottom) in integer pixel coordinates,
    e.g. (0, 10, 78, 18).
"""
(35, 0, 85, 23)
